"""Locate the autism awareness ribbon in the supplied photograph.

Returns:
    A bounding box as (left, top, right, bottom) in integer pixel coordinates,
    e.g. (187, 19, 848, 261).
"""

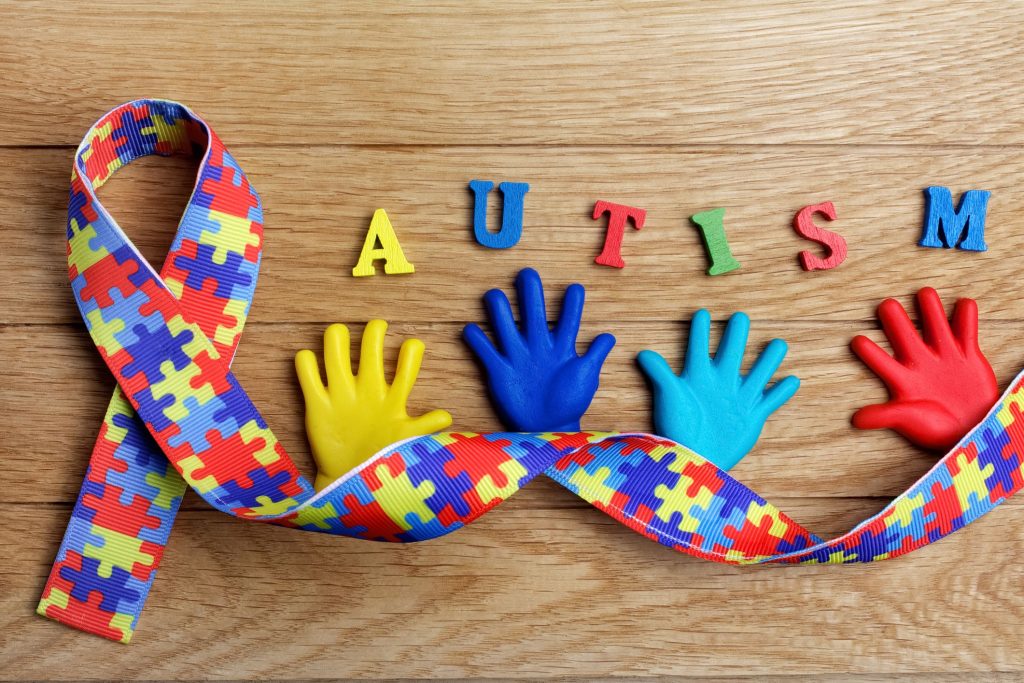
(39, 99, 1024, 644)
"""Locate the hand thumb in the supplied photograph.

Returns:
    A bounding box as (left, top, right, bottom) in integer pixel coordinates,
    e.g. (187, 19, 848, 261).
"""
(581, 333, 616, 372)
(852, 401, 959, 450)
(852, 402, 919, 432)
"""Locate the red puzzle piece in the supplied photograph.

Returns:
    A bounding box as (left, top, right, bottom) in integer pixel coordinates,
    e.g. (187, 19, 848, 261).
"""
(442, 433, 516, 489)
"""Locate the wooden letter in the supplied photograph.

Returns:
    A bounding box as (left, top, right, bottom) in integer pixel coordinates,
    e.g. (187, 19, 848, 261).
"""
(469, 180, 529, 249)
(919, 186, 989, 252)
(593, 201, 646, 268)
(690, 208, 740, 276)
(793, 201, 846, 271)
(352, 209, 415, 277)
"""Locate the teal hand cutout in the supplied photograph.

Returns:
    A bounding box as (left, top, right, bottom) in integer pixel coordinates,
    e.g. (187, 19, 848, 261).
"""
(636, 310, 800, 471)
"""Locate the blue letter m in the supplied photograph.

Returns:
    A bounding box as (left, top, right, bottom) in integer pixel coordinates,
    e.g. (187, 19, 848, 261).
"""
(919, 186, 990, 252)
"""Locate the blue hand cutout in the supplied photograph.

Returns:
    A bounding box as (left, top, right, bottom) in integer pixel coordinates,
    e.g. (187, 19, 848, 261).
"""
(637, 310, 800, 471)
(464, 268, 616, 431)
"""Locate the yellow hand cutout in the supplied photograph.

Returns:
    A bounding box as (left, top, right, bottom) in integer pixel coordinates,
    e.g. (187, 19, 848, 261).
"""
(295, 320, 453, 491)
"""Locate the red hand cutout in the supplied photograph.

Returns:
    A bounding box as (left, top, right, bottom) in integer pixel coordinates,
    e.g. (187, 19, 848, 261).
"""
(850, 288, 998, 451)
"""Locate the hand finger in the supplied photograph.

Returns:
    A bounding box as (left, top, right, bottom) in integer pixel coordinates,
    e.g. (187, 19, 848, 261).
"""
(850, 334, 906, 386)
(581, 332, 616, 374)
(516, 267, 551, 345)
(756, 375, 800, 420)
(877, 297, 926, 362)
(744, 338, 787, 393)
(916, 287, 955, 352)
(357, 319, 388, 393)
(323, 323, 355, 394)
(684, 309, 712, 376)
(714, 311, 750, 377)
(390, 337, 425, 405)
(951, 297, 979, 348)
(637, 349, 678, 387)
(294, 349, 329, 406)
(484, 288, 523, 355)
(463, 323, 507, 371)
(410, 409, 453, 435)
(554, 282, 585, 351)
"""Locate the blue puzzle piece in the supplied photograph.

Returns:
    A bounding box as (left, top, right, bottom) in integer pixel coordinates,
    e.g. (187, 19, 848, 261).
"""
(772, 531, 815, 555)
(57, 512, 107, 559)
(212, 467, 295, 509)
(67, 187, 94, 240)
(121, 324, 195, 385)
(171, 242, 254, 300)
(613, 452, 681, 517)
(398, 511, 463, 542)
(110, 109, 158, 154)
(845, 524, 903, 562)
(496, 433, 563, 477)
(212, 376, 267, 430)
(645, 510, 703, 549)
(60, 556, 143, 614)
(166, 394, 233, 452)
(406, 441, 476, 518)
(131, 387, 177, 434)
(976, 427, 1020, 497)
(685, 490, 750, 553)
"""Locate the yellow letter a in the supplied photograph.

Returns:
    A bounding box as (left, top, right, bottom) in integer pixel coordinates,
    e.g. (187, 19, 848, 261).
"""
(352, 209, 415, 277)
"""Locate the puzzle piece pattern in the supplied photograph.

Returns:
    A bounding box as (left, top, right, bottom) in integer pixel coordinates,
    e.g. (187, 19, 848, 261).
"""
(44, 100, 1024, 648)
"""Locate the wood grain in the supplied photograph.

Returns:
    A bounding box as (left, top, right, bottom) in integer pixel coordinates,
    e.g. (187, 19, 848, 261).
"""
(2, 1, 1024, 147)
(4, 0, 1024, 680)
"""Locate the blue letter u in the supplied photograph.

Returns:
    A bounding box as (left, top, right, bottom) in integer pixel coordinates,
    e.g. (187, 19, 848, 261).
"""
(469, 180, 529, 249)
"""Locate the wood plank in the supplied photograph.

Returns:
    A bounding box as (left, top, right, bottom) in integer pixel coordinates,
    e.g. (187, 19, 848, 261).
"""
(2, 146, 1022, 325)
(5, 320, 1024, 504)
(5, 501, 1024, 679)
(2, 1, 1024, 147)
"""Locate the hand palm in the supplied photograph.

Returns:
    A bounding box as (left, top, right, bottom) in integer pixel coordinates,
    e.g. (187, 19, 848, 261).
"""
(638, 310, 800, 471)
(464, 268, 615, 432)
(661, 381, 758, 458)
(487, 350, 601, 431)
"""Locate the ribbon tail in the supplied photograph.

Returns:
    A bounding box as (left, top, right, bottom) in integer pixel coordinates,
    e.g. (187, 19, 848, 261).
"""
(37, 391, 187, 643)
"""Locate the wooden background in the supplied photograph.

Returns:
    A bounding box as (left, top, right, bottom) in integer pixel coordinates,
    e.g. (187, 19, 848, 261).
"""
(4, 1, 1024, 680)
